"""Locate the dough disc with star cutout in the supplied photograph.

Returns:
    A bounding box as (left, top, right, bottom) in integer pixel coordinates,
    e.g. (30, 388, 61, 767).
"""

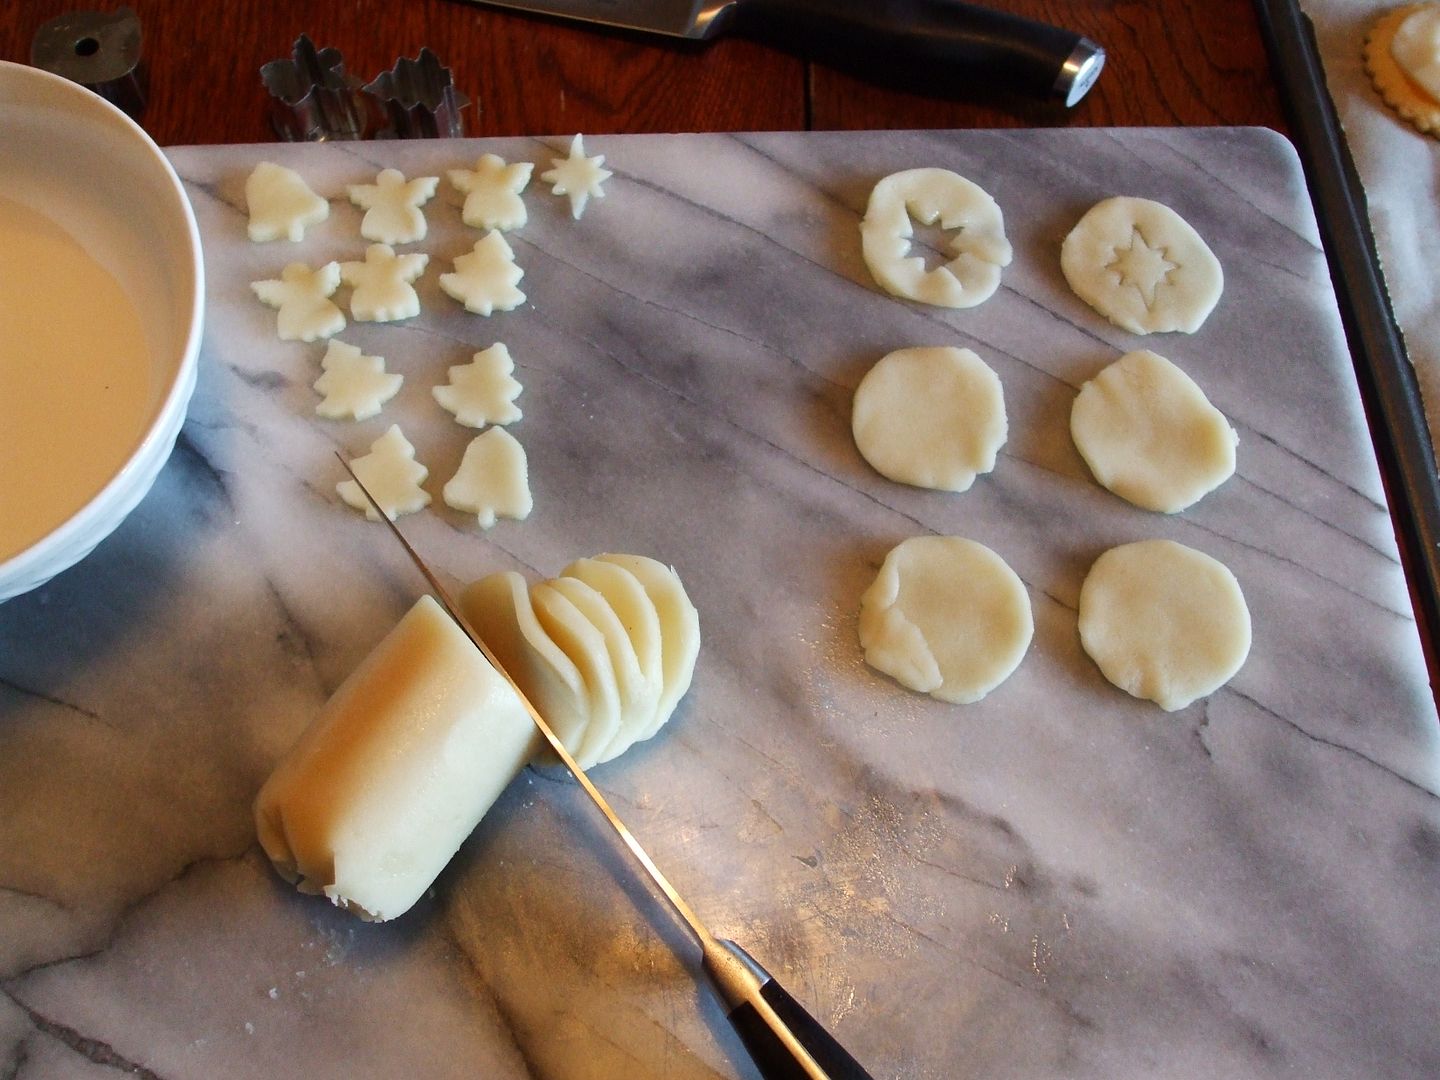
(1061, 196, 1223, 335)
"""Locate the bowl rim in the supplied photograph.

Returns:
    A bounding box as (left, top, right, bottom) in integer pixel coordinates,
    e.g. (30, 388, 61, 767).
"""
(0, 60, 205, 592)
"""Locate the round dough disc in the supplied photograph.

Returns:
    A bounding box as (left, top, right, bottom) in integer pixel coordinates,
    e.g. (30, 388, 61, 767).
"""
(859, 168, 1013, 308)
(1364, 4, 1440, 137)
(1070, 349, 1238, 513)
(852, 346, 1007, 492)
(1061, 196, 1223, 335)
(859, 535, 1033, 704)
(1078, 539, 1251, 712)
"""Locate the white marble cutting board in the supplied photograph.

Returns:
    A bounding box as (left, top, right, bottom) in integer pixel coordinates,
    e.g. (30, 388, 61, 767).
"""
(2, 129, 1438, 1079)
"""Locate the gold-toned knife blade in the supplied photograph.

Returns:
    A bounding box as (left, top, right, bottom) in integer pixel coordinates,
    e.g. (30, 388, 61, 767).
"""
(336, 453, 870, 1080)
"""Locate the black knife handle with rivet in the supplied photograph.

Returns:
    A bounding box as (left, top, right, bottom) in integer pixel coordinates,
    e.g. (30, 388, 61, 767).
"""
(705, 938, 874, 1080)
(737, 0, 1106, 106)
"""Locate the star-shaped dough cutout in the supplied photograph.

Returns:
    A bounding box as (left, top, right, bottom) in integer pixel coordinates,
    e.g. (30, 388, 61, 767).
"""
(1107, 229, 1178, 308)
(348, 168, 439, 244)
(443, 428, 532, 528)
(337, 425, 430, 521)
(340, 243, 429, 322)
(540, 134, 612, 220)
(449, 154, 534, 231)
(245, 161, 329, 242)
(313, 340, 403, 421)
(432, 343, 523, 428)
(439, 231, 526, 316)
(251, 261, 345, 341)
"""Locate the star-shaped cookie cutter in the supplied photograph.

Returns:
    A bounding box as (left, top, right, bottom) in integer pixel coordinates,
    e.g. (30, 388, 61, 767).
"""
(362, 47, 470, 139)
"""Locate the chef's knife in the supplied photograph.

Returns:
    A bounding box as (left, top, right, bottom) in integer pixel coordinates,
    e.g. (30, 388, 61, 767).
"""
(338, 455, 875, 1080)
(464, 0, 1106, 107)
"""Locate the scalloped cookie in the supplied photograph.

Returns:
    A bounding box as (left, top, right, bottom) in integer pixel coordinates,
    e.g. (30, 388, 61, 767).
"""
(1365, 4, 1440, 136)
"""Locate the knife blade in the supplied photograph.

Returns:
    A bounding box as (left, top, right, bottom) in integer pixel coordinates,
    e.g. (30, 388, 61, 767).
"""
(465, 0, 1105, 106)
(337, 454, 875, 1080)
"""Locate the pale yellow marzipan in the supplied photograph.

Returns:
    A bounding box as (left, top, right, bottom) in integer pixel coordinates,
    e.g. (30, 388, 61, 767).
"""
(1364, 4, 1440, 137)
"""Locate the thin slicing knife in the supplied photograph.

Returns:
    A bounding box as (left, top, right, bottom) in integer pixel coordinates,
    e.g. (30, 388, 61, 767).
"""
(338, 455, 875, 1080)
(464, 0, 1105, 107)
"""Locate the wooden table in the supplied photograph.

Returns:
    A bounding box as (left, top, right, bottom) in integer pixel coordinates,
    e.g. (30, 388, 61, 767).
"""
(4, 0, 1288, 144)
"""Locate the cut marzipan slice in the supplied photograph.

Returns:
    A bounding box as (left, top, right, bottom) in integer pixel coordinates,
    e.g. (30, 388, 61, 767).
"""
(560, 558, 665, 759)
(546, 575, 661, 766)
(595, 553, 700, 741)
(530, 581, 623, 768)
(460, 571, 589, 759)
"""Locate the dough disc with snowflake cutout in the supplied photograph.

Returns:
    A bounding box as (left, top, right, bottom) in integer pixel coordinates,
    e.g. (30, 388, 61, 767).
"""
(1061, 196, 1223, 335)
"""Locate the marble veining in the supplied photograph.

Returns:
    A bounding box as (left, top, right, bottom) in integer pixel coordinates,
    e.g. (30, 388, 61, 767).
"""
(1, 129, 1437, 1079)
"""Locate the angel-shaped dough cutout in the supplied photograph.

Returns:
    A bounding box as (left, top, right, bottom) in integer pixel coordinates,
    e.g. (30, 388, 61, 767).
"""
(540, 134, 611, 220)
(859, 168, 1012, 309)
(347, 168, 439, 244)
(443, 428, 532, 528)
(439, 231, 526, 316)
(313, 340, 403, 421)
(340, 244, 429, 322)
(432, 343, 523, 427)
(245, 161, 329, 242)
(449, 154, 534, 231)
(337, 425, 430, 521)
(251, 261, 345, 341)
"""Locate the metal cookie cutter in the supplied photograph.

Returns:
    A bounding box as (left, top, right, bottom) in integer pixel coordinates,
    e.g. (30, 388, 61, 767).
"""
(363, 48, 470, 139)
(260, 34, 368, 141)
(31, 7, 146, 119)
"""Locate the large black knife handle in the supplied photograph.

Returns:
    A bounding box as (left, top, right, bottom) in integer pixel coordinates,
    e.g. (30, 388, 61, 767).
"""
(740, 0, 1104, 105)
(727, 976, 874, 1080)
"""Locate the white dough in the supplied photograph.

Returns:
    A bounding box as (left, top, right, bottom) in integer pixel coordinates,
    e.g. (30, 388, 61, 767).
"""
(449, 154, 534, 231)
(442, 428, 533, 528)
(530, 581, 623, 767)
(340, 243, 428, 322)
(336, 424, 430, 521)
(347, 168, 438, 245)
(313, 339, 402, 421)
(245, 161, 328, 242)
(858, 535, 1033, 704)
(851, 346, 1007, 492)
(439, 231, 526, 315)
(1071, 350, 1238, 513)
(433, 343, 523, 427)
(253, 595, 537, 921)
(540, 134, 612, 220)
(547, 575, 661, 765)
(594, 553, 700, 739)
(461, 571, 591, 758)
(1393, 5, 1440, 102)
(251, 261, 345, 342)
(1078, 539, 1251, 712)
(560, 557, 666, 759)
(859, 167, 1012, 308)
(1061, 196, 1223, 335)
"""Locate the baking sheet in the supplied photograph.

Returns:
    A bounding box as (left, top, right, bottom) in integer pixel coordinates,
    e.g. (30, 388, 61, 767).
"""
(1, 129, 1437, 1079)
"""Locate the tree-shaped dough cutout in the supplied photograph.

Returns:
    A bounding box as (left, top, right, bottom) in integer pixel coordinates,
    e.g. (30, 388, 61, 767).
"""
(432, 343, 523, 427)
(439, 231, 525, 316)
(313, 340, 403, 420)
(337, 425, 430, 520)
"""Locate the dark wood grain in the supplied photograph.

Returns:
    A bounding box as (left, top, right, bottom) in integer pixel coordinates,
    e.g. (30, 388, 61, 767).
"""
(3, 0, 1287, 146)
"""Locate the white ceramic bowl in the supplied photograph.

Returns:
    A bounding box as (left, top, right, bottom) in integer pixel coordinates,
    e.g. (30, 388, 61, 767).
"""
(0, 61, 203, 601)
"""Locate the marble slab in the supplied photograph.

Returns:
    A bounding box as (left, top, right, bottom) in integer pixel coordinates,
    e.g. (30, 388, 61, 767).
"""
(2, 129, 1438, 1079)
